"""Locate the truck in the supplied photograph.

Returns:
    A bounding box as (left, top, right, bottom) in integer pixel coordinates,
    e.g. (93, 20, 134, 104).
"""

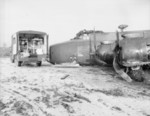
(10, 30, 49, 66)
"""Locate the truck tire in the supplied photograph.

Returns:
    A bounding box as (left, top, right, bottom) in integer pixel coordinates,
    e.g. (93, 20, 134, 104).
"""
(11, 55, 15, 63)
(11, 58, 15, 63)
(17, 61, 22, 67)
(36, 61, 42, 66)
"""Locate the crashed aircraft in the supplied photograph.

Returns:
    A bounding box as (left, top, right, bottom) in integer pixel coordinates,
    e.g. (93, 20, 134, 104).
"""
(49, 25, 150, 82)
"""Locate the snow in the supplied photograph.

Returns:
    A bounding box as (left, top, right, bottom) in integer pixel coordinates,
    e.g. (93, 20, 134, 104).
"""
(0, 58, 150, 116)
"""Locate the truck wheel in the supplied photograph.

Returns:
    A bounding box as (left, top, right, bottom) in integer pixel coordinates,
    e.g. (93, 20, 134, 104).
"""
(36, 61, 42, 66)
(11, 58, 15, 63)
(11, 55, 15, 63)
(17, 61, 22, 67)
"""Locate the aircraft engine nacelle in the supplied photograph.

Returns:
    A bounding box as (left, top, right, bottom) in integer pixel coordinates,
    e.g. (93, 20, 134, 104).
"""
(117, 37, 150, 67)
(114, 32, 150, 82)
(95, 41, 116, 65)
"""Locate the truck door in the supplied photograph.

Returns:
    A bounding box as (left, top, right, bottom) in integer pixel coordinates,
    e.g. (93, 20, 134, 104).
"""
(12, 36, 17, 55)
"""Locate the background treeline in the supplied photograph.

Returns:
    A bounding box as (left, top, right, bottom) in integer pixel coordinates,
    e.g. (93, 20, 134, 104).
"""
(0, 47, 11, 57)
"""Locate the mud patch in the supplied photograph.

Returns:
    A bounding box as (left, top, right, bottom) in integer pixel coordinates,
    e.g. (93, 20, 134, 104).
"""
(0, 100, 6, 110)
(90, 88, 124, 97)
(111, 106, 123, 112)
(13, 101, 33, 115)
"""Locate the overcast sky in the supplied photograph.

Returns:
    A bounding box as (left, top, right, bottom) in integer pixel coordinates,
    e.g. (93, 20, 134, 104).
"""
(0, 0, 150, 47)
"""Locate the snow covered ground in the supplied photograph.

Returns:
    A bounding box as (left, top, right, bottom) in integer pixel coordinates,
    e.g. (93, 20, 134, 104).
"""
(0, 58, 150, 116)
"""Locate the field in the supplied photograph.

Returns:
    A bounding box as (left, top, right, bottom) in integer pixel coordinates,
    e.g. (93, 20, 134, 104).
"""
(0, 58, 150, 116)
(0, 47, 11, 57)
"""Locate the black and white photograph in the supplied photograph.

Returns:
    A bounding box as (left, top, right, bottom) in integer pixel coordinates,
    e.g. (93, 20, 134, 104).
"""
(0, 0, 150, 116)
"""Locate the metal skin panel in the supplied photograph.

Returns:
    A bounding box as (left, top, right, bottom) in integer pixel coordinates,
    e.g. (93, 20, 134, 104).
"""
(50, 41, 78, 64)
(49, 40, 91, 65)
(77, 40, 90, 64)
